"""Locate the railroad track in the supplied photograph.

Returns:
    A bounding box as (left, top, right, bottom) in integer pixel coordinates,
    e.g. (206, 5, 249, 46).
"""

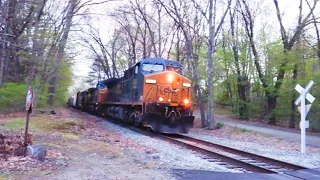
(162, 134, 307, 174)
(80, 110, 313, 177)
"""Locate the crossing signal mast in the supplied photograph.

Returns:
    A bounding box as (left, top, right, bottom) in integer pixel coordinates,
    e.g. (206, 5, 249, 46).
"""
(294, 80, 315, 154)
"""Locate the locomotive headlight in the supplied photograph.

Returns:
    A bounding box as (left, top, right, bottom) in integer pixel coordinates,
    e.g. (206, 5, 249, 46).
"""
(159, 97, 164, 102)
(146, 79, 157, 84)
(184, 99, 189, 104)
(183, 83, 191, 87)
(168, 74, 174, 83)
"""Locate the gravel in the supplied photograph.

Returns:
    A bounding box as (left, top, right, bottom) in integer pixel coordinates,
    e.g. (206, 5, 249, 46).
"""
(188, 128, 320, 169)
(89, 115, 240, 173)
(88, 114, 320, 173)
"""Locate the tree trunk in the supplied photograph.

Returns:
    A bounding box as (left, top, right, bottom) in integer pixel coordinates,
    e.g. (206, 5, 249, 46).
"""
(265, 95, 276, 124)
(230, 4, 249, 120)
(186, 37, 206, 127)
(27, 0, 47, 84)
(0, 0, 8, 85)
(207, 0, 215, 129)
(238, 75, 249, 119)
(48, 0, 77, 106)
(1, 0, 13, 84)
(158, 5, 162, 57)
(13, 40, 21, 81)
(0, 27, 7, 86)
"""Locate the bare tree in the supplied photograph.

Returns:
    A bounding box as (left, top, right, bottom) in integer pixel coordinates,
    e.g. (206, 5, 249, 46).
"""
(229, 0, 249, 119)
(305, 0, 320, 63)
(48, 0, 116, 106)
(157, 0, 208, 127)
(0, 0, 37, 84)
(239, 0, 318, 124)
(190, 0, 231, 128)
(48, 0, 77, 106)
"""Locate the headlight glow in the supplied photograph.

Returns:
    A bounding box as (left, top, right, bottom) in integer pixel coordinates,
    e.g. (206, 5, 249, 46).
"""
(145, 79, 157, 84)
(183, 83, 191, 87)
(168, 74, 174, 83)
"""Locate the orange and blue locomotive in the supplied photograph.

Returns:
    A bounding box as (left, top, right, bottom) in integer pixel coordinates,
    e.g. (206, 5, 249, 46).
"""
(69, 58, 195, 133)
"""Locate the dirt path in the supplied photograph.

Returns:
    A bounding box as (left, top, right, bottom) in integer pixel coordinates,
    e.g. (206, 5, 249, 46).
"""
(0, 108, 172, 180)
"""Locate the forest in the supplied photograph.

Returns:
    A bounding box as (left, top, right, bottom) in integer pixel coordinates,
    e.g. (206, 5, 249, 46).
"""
(1, 0, 320, 131)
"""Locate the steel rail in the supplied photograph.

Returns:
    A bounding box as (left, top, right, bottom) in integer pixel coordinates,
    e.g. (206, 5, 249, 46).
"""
(170, 134, 307, 171)
(76, 109, 307, 175)
(161, 135, 277, 173)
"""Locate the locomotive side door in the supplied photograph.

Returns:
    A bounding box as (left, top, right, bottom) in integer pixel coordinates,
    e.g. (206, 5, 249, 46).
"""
(132, 64, 140, 102)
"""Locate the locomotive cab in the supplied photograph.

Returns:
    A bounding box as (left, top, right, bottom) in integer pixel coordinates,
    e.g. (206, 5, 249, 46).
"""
(139, 58, 195, 133)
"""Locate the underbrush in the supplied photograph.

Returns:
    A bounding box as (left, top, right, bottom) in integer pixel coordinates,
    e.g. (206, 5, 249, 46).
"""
(0, 83, 28, 112)
(216, 122, 224, 129)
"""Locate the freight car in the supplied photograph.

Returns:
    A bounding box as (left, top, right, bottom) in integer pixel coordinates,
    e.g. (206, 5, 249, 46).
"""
(68, 58, 195, 133)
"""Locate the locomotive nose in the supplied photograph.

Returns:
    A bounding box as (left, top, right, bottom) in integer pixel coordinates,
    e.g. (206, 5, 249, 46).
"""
(167, 72, 181, 90)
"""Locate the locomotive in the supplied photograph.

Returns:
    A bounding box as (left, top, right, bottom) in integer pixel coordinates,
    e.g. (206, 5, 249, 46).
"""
(68, 58, 195, 133)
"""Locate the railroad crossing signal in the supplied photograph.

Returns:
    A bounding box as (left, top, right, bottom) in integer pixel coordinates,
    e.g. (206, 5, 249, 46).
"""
(294, 83, 315, 105)
(297, 104, 311, 128)
(295, 80, 315, 154)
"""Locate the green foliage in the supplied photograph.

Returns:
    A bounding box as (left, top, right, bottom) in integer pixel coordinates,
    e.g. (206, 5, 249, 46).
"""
(216, 122, 224, 129)
(240, 128, 250, 133)
(0, 60, 73, 111)
(212, 32, 320, 132)
(0, 83, 28, 112)
(1, 118, 25, 130)
(54, 60, 73, 106)
(215, 80, 231, 105)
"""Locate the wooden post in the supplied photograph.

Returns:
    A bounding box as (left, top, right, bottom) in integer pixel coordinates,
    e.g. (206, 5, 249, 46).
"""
(24, 108, 31, 146)
(25, 86, 34, 146)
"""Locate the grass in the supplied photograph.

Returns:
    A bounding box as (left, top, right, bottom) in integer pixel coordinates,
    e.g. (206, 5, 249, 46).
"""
(231, 126, 251, 133)
(55, 122, 85, 131)
(0, 175, 9, 180)
(1, 118, 26, 130)
(62, 133, 81, 139)
(240, 128, 250, 133)
(0, 116, 85, 133)
(214, 105, 233, 116)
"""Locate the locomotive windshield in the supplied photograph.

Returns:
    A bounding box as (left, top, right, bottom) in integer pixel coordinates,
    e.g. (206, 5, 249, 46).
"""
(142, 63, 164, 73)
(96, 82, 107, 89)
(166, 65, 183, 75)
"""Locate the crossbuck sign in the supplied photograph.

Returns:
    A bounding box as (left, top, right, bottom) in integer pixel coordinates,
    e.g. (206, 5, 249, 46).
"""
(295, 80, 315, 154)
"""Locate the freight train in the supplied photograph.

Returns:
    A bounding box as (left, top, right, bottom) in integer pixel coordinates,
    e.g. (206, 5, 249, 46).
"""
(68, 58, 195, 133)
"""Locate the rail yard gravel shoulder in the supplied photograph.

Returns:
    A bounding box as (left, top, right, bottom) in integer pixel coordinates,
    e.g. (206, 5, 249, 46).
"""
(89, 114, 240, 173)
(80, 111, 320, 172)
(189, 126, 320, 169)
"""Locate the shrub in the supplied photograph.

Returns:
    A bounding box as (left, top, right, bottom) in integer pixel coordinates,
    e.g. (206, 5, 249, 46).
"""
(0, 83, 28, 112)
(216, 122, 224, 129)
